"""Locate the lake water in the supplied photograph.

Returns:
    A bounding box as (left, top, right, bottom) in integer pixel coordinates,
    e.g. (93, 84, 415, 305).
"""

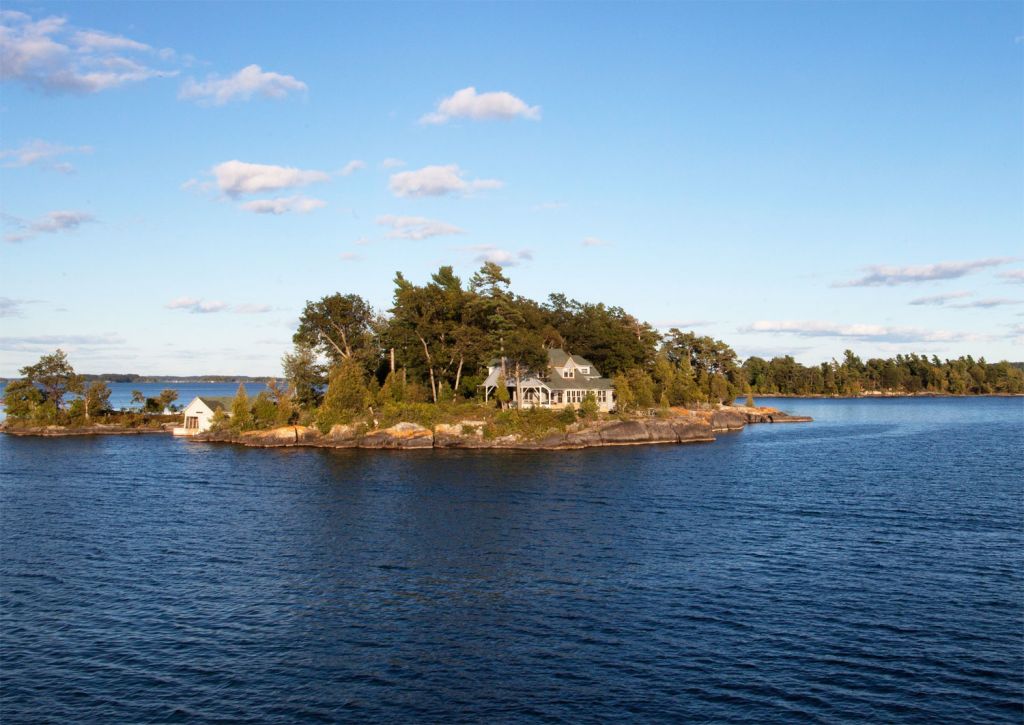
(1, 397, 1021, 722)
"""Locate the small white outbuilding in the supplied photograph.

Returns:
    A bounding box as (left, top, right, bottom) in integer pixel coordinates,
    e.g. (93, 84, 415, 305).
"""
(173, 396, 231, 436)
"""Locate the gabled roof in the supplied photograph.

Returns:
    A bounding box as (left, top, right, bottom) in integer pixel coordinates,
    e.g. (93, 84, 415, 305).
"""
(547, 348, 597, 372)
(196, 396, 232, 412)
(547, 348, 570, 367)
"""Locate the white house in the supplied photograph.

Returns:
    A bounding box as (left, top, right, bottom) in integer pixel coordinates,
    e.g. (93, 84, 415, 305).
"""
(173, 396, 231, 436)
(481, 348, 616, 412)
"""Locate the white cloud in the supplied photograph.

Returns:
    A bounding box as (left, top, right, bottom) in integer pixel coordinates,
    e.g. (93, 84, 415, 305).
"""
(997, 269, 1024, 284)
(178, 64, 306, 105)
(72, 29, 149, 53)
(835, 258, 1014, 287)
(908, 291, 972, 306)
(4, 209, 95, 242)
(464, 245, 532, 267)
(208, 160, 330, 198)
(0, 11, 176, 93)
(949, 298, 1023, 309)
(376, 214, 464, 240)
(165, 297, 228, 314)
(239, 195, 326, 215)
(381, 158, 405, 169)
(352, 237, 370, 246)
(339, 159, 365, 176)
(388, 164, 502, 198)
(340, 252, 362, 262)
(0, 332, 124, 352)
(0, 139, 92, 172)
(420, 86, 540, 124)
(741, 320, 980, 343)
(582, 236, 610, 247)
(233, 303, 272, 314)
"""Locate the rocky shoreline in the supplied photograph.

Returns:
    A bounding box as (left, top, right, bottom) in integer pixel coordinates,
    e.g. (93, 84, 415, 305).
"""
(1, 406, 811, 448)
(193, 406, 812, 451)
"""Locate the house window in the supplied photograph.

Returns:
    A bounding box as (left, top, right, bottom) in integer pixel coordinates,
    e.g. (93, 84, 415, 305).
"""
(597, 391, 607, 403)
(580, 367, 590, 375)
(562, 369, 573, 378)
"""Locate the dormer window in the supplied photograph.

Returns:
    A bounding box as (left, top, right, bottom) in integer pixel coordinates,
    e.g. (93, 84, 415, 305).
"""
(562, 369, 573, 378)
(579, 367, 590, 375)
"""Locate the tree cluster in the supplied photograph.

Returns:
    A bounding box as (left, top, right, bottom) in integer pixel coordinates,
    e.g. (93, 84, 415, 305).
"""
(743, 351, 1024, 396)
(280, 263, 747, 427)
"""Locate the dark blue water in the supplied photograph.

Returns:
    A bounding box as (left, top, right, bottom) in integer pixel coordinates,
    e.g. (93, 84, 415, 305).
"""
(1, 398, 1021, 722)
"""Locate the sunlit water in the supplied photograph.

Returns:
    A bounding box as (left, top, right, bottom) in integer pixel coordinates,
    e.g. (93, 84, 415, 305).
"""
(1, 397, 1021, 722)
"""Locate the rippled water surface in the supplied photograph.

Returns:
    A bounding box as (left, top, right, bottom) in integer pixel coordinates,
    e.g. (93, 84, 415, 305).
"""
(2, 398, 1022, 722)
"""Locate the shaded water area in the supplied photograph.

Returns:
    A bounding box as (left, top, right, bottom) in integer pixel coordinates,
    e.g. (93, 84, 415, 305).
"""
(1, 397, 1021, 722)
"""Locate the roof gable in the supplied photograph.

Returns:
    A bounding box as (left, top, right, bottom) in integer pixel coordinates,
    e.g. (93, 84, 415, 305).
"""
(196, 396, 232, 412)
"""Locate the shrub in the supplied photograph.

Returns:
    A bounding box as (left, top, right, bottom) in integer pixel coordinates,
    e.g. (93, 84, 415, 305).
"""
(252, 392, 278, 429)
(579, 392, 599, 419)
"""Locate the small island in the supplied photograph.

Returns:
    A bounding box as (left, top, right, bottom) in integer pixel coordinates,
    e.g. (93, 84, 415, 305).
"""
(4, 262, 1021, 448)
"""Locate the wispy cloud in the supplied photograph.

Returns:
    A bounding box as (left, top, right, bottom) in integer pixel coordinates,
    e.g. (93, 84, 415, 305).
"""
(389, 164, 502, 198)
(0, 332, 124, 352)
(0, 297, 43, 318)
(340, 252, 362, 262)
(377, 214, 464, 240)
(997, 269, 1024, 284)
(380, 158, 405, 169)
(4, 210, 95, 242)
(420, 86, 540, 124)
(339, 159, 365, 176)
(908, 291, 972, 306)
(233, 303, 273, 314)
(179, 64, 306, 105)
(741, 320, 980, 343)
(165, 297, 228, 314)
(166, 300, 272, 314)
(949, 298, 1023, 309)
(0, 139, 92, 173)
(835, 258, 1014, 287)
(463, 245, 532, 267)
(239, 195, 326, 215)
(0, 11, 177, 93)
(582, 236, 610, 247)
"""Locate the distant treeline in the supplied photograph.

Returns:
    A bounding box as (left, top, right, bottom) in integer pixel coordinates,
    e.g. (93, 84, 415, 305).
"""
(744, 353, 1024, 396)
(0, 374, 277, 384)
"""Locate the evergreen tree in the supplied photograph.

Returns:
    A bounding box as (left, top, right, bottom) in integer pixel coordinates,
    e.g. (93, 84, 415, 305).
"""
(317, 359, 372, 430)
(230, 384, 253, 431)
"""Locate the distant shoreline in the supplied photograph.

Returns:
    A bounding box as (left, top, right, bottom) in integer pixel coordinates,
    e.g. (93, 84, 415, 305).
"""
(749, 392, 1024, 399)
(0, 376, 277, 385)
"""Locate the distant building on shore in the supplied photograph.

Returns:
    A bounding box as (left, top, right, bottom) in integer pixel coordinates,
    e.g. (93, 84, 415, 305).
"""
(481, 348, 616, 412)
(173, 396, 231, 436)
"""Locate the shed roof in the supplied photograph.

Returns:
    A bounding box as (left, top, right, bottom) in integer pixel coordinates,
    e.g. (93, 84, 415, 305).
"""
(196, 396, 232, 412)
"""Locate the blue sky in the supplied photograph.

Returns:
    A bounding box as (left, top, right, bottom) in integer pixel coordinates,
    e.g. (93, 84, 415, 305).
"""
(1, 1, 1021, 376)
